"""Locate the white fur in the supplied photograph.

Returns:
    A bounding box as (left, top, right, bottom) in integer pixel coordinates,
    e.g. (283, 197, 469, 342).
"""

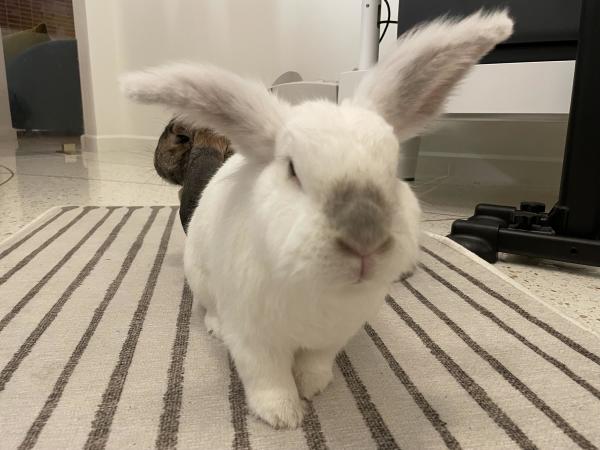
(122, 10, 513, 429)
(120, 63, 290, 162)
(353, 9, 514, 142)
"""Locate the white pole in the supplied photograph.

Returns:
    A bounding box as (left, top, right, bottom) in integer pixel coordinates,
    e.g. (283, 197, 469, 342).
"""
(358, 0, 381, 70)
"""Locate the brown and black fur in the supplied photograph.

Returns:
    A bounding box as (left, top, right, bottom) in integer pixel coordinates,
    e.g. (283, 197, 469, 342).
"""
(154, 119, 234, 231)
(154, 119, 233, 186)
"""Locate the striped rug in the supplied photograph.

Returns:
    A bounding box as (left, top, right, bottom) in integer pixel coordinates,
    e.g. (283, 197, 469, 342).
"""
(1, 206, 599, 450)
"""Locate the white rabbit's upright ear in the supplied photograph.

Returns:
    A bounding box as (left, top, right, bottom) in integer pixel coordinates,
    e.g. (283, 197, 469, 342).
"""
(353, 10, 513, 142)
(120, 63, 289, 161)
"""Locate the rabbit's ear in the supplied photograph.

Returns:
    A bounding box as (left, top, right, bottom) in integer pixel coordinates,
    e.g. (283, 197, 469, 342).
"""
(353, 10, 513, 142)
(121, 63, 289, 162)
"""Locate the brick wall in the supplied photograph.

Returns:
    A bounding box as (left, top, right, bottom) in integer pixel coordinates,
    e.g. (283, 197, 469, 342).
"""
(0, 0, 75, 38)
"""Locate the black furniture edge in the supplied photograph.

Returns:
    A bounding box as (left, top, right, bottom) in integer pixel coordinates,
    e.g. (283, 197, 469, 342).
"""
(448, 0, 600, 267)
(481, 41, 577, 64)
(397, 0, 582, 63)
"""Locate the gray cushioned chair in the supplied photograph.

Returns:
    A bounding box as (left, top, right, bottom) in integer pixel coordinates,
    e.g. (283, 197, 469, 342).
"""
(6, 39, 84, 134)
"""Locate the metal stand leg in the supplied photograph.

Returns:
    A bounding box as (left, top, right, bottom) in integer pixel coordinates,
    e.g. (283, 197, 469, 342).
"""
(448, 0, 600, 267)
(398, 136, 421, 181)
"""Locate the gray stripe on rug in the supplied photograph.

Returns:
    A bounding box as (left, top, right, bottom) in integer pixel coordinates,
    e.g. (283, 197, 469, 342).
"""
(336, 350, 400, 450)
(419, 261, 600, 401)
(84, 206, 177, 450)
(0, 207, 125, 391)
(421, 246, 600, 367)
(0, 206, 96, 285)
(0, 208, 128, 334)
(156, 282, 194, 450)
(18, 206, 155, 450)
(403, 278, 597, 450)
(0, 206, 78, 261)
(301, 401, 328, 450)
(229, 357, 251, 450)
(385, 294, 536, 450)
(363, 323, 462, 450)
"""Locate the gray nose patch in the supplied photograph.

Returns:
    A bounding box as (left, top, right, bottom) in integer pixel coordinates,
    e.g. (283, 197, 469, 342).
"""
(325, 181, 391, 254)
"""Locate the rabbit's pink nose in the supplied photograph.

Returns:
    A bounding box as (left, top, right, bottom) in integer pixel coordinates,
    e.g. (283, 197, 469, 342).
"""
(359, 255, 375, 279)
(336, 236, 394, 259)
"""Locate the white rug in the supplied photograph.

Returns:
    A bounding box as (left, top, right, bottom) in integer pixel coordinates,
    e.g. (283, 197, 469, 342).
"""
(1, 206, 599, 449)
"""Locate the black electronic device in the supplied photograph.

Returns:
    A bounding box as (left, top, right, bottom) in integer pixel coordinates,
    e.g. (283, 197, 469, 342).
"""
(399, 0, 600, 266)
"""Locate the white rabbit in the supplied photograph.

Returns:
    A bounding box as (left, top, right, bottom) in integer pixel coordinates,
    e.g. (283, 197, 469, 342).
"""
(122, 10, 513, 429)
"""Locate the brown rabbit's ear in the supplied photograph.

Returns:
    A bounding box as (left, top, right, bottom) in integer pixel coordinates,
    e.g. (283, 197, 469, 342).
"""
(167, 118, 178, 131)
(171, 121, 190, 137)
(353, 10, 513, 142)
(121, 63, 290, 162)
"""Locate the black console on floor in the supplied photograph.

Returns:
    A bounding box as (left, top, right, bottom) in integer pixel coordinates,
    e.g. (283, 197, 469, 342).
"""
(449, 202, 600, 265)
(449, 0, 600, 267)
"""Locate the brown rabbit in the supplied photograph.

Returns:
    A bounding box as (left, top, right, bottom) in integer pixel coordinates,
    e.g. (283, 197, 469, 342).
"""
(154, 119, 233, 185)
(154, 119, 234, 231)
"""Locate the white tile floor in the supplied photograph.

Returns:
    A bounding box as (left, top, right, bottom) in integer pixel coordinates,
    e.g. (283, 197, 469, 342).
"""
(2, 136, 599, 334)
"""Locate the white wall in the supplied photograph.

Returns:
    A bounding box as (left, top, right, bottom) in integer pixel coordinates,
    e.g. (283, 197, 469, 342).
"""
(75, 0, 565, 190)
(75, 0, 401, 149)
(74, 0, 128, 144)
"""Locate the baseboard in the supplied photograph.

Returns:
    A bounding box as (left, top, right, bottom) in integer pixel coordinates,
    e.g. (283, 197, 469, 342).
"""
(0, 128, 17, 144)
(81, 134, 159, 153)
(414, 118, 567, 188)
(82, 124, 565, 190)
(416, 153, 563, 190)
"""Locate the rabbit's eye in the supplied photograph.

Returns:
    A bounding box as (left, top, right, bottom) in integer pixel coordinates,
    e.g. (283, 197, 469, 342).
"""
(176, 134, 190, 144)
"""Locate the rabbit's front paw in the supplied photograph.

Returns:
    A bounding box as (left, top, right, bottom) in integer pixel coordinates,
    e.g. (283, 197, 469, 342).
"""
(294, 349, 335, 400)
(295, 367, 333, 400)
(249, 390, 306, 429)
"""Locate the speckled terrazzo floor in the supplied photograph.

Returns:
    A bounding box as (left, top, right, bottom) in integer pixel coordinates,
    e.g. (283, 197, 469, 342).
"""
(1, 136, 599, 334)
(0, 136, 179, 240)
(415, 182, 600, 335)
